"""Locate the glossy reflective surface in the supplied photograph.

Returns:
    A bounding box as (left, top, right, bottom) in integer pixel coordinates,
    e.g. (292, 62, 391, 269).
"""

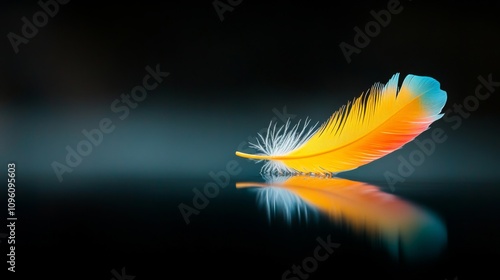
(18, 175, 500, 279)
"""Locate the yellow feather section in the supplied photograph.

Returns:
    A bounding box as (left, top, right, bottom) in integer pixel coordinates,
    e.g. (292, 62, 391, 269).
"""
(236, 74, 447, 174)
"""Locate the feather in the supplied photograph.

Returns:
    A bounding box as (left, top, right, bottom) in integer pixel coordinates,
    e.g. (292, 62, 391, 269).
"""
(235, 73, 447, 174)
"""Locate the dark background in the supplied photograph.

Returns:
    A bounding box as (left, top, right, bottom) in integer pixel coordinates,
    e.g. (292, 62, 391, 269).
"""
(1, 0, 499, 279)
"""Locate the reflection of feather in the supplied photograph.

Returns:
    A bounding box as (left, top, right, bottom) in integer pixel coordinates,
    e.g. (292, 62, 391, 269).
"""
(236, 74, 447, 174)
(237, 174, 316, 224)
(236, 175, 447, 261)
(253, 187, 317, 225)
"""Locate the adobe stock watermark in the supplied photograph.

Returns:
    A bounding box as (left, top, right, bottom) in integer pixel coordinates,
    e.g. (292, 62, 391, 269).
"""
(7, 0, 71, 54)
(51, 64, 170, 182)
(213, 0, 243, 22)
(282, 234, 340, 280)
(178, 106, 296, 225)
(339, 0, 409, 64)
(111, 267, 135, 280)
(384, 74, 499, 190)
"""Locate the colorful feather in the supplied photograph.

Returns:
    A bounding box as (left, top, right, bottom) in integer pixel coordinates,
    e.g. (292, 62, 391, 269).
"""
(235, 73, 447, 174)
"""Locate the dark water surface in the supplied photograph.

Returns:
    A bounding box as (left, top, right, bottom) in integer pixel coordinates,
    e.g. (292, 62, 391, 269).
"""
(13, 173, 500, 280)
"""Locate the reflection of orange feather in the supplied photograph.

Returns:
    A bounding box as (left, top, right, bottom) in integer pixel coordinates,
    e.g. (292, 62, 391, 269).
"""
(236, 74, 447, 174)
(237, 175, 447, 261)
(265, 176, 417, 233)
